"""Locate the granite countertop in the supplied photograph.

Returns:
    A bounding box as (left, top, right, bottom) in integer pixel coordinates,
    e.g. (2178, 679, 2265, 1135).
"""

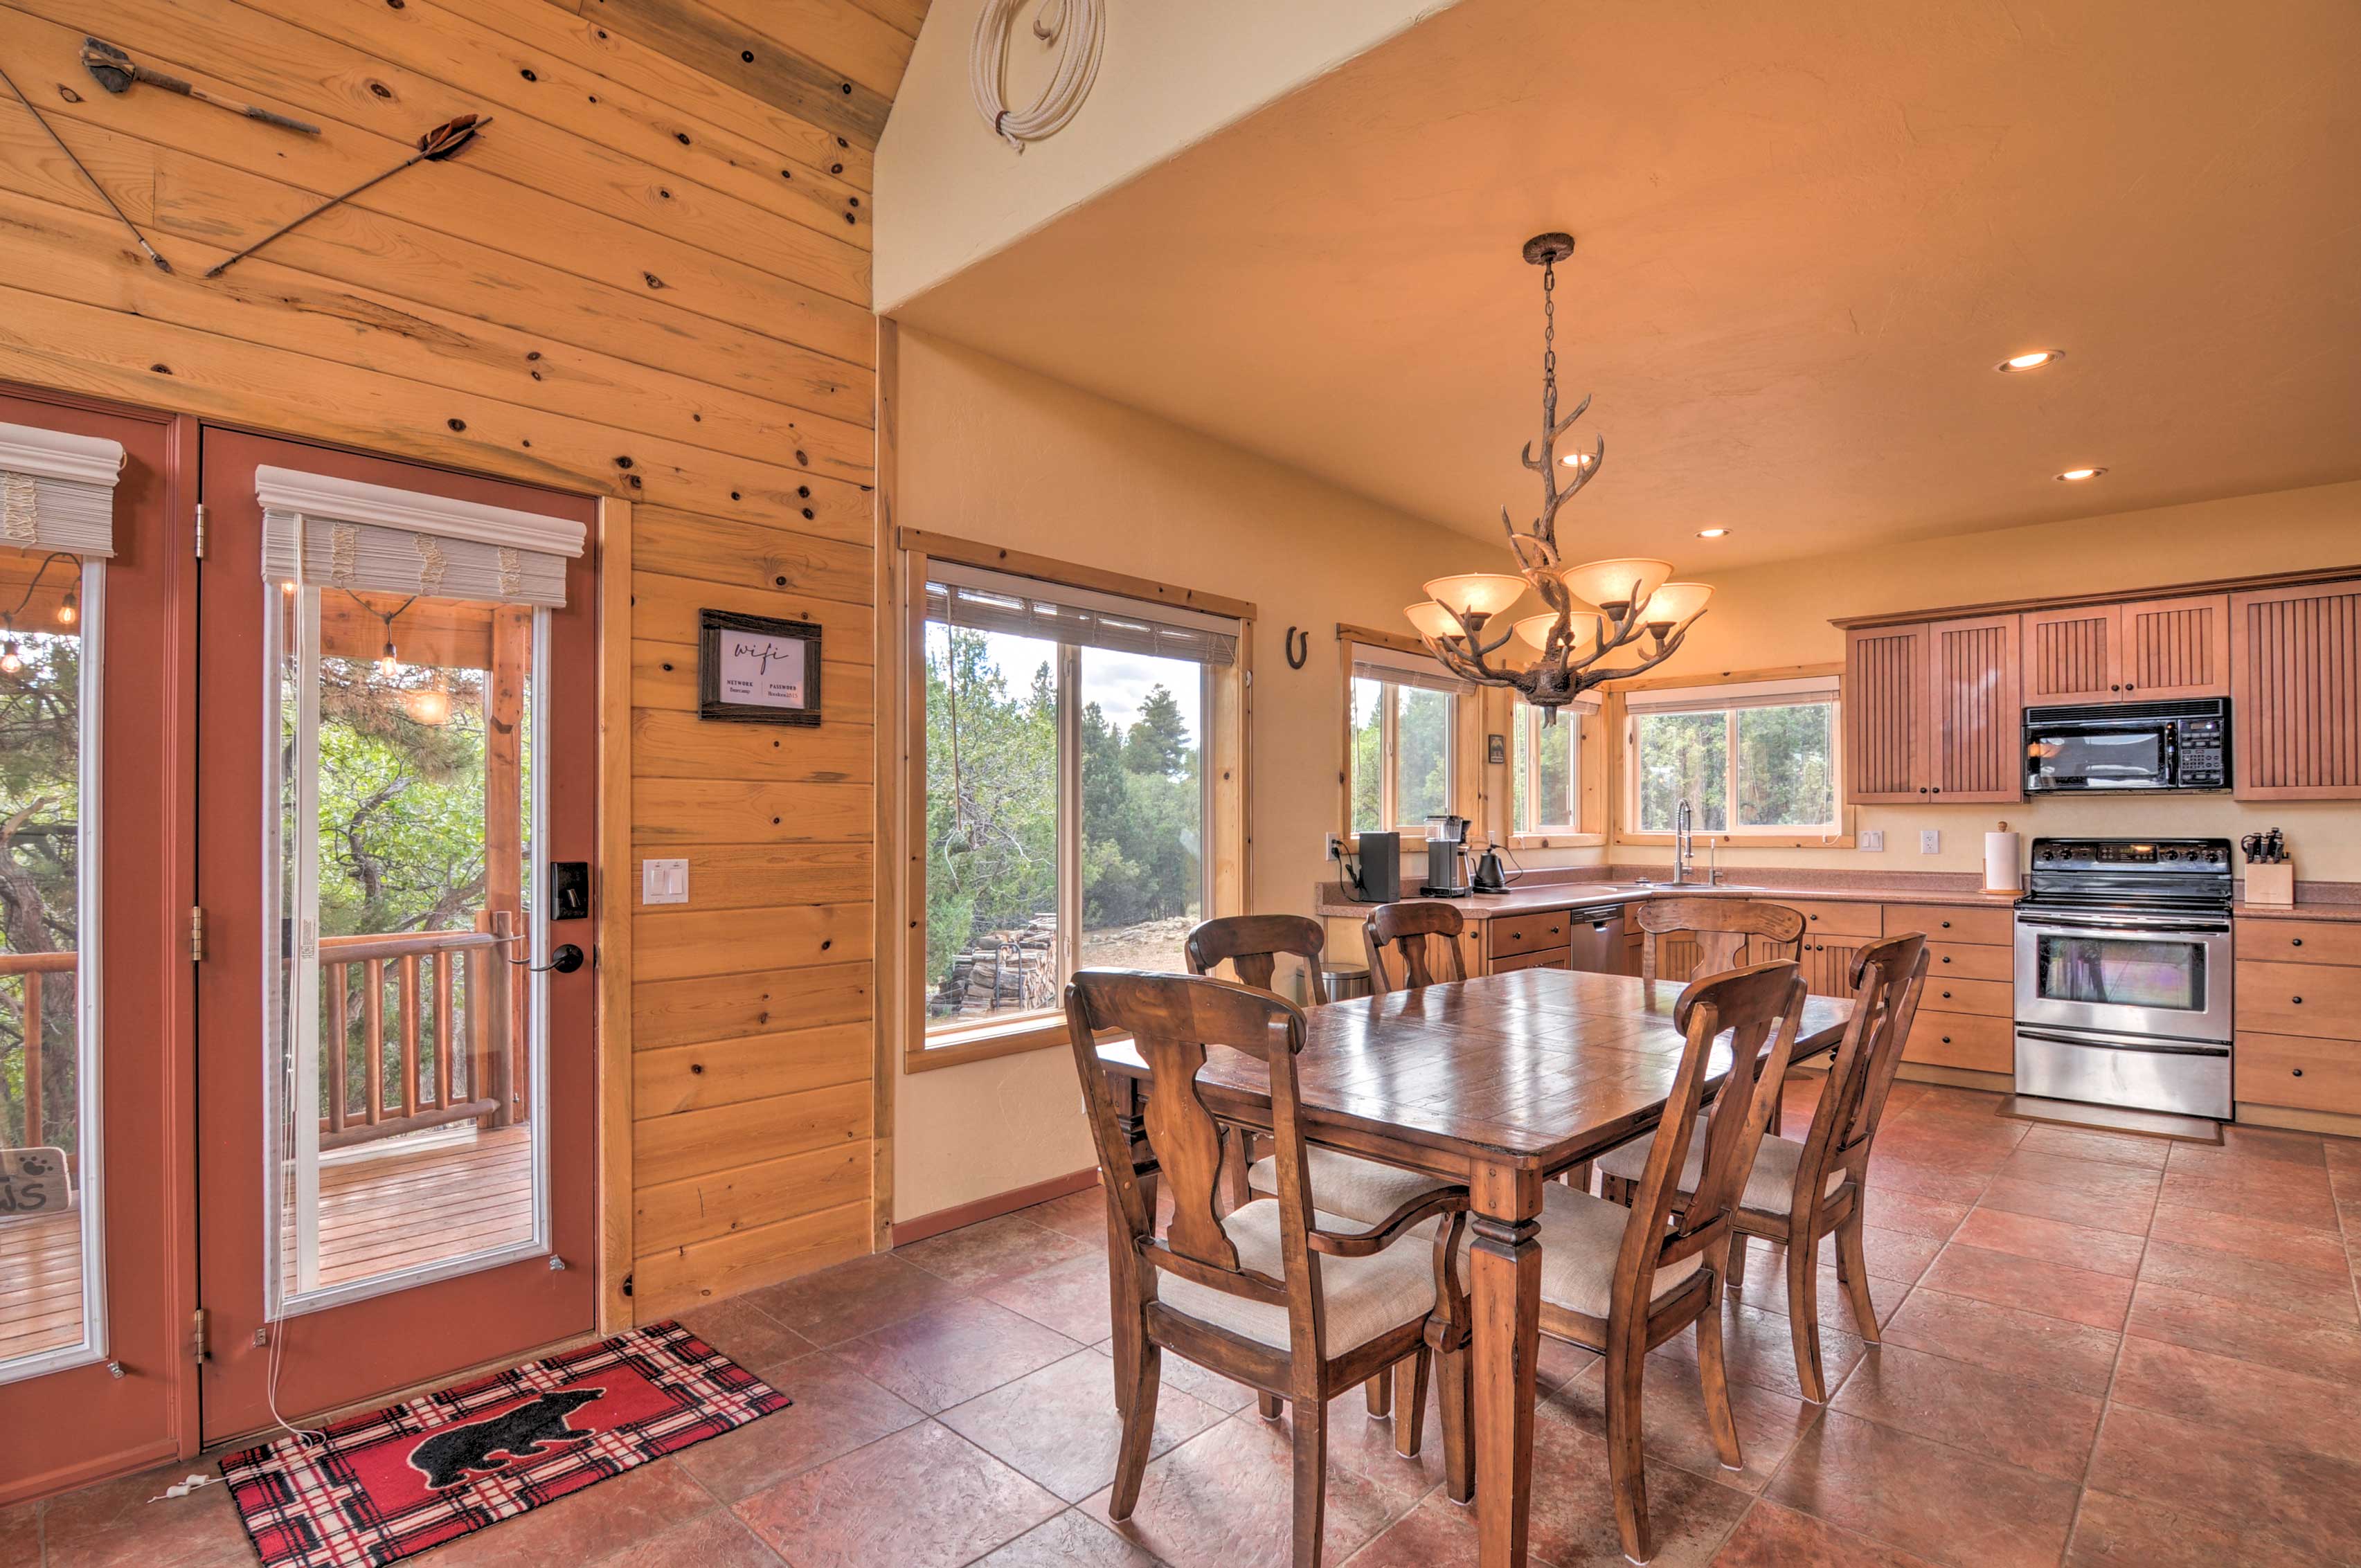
(1315, 869, 2024, 921)
(2232, 892, 2361, 923)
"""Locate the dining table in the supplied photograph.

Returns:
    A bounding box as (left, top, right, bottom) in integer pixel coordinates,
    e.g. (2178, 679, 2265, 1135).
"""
(1095, 964, 1855, 1568)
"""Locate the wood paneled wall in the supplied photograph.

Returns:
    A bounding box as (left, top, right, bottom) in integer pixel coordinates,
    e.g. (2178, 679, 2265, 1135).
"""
(0, 0, 925, 1322)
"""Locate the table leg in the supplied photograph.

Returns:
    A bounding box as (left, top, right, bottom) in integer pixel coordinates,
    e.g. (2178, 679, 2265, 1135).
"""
(1470, 1162, 1544, 1568)
(1105, 1071, 1158, 1416)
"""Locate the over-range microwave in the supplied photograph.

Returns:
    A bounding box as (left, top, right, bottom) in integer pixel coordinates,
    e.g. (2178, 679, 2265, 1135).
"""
(2023, 696, 2230, 794)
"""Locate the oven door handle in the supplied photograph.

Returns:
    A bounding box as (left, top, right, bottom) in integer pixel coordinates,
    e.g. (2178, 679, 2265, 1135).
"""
(2017, 914, 2231, 936)
(2015, 1027, 2230, 1058)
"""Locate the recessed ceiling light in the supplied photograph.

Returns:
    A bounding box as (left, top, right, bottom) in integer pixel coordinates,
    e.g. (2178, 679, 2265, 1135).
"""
(1997, 349, 2064, 372)
(2054, 467, 2108, 482)
(1559, 451, 1597, 468)
(1695, 528, 1730, 539)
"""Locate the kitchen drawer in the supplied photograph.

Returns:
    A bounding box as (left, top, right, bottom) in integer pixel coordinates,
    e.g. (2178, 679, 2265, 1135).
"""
(1490, 909, 1576, 959)
(1490, 946, 1570, 975)
(2235, 960, 2361, 1040)
(1902, 1011, 2013, 1074)
(1781, 899, 1884, 938)
(2235, 1030, 2361, 1116)
(2235, 919, 2361, 968)
(1926, 941, 2013, 983)
(1885, 903, 2013, 946)
(1920, 975, 2011, 1018)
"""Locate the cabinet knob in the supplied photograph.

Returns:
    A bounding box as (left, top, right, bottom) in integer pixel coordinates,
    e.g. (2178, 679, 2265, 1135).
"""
(1941, 991, 1953, 999)
(2110, 683, 2121, 692)
(2293, 1067, 2306, 1077)
(1932, 786, 1941, 794)
(1919, 786, 1930, 794)
(2293, 995, 2304, 1004)
(1941, 1035, 1953, 1045)
(1941, 920, 1952, 929)
(1810, 913, 1820, 921)
(2292, 938, 2304, 947)
(1941, 955, 1952, 964)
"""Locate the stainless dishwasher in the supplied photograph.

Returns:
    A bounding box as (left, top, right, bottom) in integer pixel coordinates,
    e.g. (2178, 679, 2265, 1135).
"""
(1563, 904, 1628, 973)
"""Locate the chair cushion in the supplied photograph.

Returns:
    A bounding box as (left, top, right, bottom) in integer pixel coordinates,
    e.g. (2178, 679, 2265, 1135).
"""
(1248, 1148, 1456, 1227)
(1595, 1116, 1847, 1216)
(1156, 1199, 1442, 1357)
(1531, 1184, 1705, 1322)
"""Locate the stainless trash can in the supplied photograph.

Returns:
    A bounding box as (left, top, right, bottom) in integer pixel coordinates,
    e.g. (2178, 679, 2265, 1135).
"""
(1320, 962, 1372, 1001)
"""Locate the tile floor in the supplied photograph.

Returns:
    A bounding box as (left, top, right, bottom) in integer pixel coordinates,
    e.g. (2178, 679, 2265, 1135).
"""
(12, 1079, 2361, 1567)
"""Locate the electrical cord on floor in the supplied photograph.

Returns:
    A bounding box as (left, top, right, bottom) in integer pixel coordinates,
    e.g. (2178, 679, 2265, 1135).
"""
(264, 1315, 325, 1449)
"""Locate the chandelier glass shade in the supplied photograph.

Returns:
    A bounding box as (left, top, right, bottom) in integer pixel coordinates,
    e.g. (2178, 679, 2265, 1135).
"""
(1406, 234, 1712, 722)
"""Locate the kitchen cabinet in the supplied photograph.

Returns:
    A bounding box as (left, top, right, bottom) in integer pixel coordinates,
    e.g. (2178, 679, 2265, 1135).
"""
(1890, 903, 2015, 1074)
(1844, 615, 2020, 804)
(2234, 917, 2361, 1119)
(2232, 580, 2361, 800)
(2023, 596, 2231, 705)
(2022, 606, 2119, 703)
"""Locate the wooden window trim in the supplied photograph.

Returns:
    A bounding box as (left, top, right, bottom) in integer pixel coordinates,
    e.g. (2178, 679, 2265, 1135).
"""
(1506, 696, 1605, 847)
(892, 543, 1252, 1072)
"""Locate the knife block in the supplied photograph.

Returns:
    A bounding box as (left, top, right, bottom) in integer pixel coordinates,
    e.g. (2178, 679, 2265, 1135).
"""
(2245, 862, 2295, 907)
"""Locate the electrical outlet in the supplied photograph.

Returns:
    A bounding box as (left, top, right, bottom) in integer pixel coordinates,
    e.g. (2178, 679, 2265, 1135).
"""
(1859, 829, 1885, 852)
(1919, 829, 1941, 854)
(640, 857, 688, 905)
(1326, 832, 1345, 860)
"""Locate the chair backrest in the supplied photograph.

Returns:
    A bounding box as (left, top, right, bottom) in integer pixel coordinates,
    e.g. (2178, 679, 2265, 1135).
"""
(1790, 933, 1930, 1202)
(1066, 968, 1320, 1325)
(1363, 901, 1468, 992)
(1185, 914, 1328, 1004)
(1637, 896, 1806, 986)
(1616, 961, 1806, 1313)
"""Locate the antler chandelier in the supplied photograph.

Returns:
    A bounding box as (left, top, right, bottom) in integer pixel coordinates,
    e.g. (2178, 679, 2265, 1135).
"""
(1404, 233, 1711, 724)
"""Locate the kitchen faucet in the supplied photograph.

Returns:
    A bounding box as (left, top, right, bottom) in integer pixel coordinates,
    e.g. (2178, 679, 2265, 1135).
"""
(1673, 798, 1694, 886)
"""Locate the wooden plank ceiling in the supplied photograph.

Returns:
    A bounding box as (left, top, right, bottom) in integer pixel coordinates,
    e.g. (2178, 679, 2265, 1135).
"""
(0, 0, 928, 1320)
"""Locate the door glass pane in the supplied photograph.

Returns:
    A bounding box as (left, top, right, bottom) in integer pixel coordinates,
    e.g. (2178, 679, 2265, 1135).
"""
(1736, 703, 1835, 827)
(1636, 711, 1729, 831)
(1396, 688, 1452, 826)
(923, 623, 1060, 1023)
(270, 588, 544, 1314)
(1349, 677, 1385, 834)
(2036, 935, 2205, 1011)
(0, 549, 97, 1376)
(1078, 651, 1205, 974)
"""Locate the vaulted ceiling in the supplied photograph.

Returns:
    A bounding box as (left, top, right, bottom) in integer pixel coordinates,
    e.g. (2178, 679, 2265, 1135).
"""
(895, 0, 2361, 568)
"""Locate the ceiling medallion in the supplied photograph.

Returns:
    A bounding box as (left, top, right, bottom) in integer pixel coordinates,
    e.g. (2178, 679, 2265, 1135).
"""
(1403, 233, 1711, 723)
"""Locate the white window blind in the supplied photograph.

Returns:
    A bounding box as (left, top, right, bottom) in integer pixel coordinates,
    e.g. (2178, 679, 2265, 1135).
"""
(0, 420, 125, 557)
(1624, 674, 1838, 714)
(924, 559, 1239, 666)
(257, 465, 586, 609)
(1349, 639, 1474, 696)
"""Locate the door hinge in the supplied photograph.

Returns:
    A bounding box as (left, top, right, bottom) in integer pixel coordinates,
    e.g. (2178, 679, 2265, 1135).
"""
(189, 905, 206, 963)
(193, 502, 207, 559)
(192, 1306, 209, 1362)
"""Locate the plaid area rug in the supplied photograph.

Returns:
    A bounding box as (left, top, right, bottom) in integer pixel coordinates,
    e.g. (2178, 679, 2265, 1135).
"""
(219, 1322, 789, 1567)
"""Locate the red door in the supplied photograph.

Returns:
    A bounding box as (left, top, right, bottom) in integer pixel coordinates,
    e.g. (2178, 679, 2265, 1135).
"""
(0, 388, 197, 1502)
(193, 429, 598, 1441)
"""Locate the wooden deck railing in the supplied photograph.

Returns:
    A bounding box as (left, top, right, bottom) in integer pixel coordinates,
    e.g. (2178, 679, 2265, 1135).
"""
(316, 910, 519, 1151)
(0, 950, 75, 1148)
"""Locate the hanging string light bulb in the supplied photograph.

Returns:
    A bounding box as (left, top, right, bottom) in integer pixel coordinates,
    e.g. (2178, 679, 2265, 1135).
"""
(351, 591, 418, 680)
(0, 552, 82, 674)
(0, 628, 19, 676)
(55, 585, 76, 626)
(403, 669, 453, 726)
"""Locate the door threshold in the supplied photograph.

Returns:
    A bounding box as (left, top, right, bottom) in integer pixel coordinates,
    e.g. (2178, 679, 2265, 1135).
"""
(1995, 1093, 2223, 1144)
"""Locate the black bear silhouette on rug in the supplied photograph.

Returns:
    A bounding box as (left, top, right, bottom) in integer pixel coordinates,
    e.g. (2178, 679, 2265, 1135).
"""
(406, 1387, 606, 1489)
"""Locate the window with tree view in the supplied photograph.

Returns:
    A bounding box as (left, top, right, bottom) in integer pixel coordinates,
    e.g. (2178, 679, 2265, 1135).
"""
(1628, 678, 1840, 836)
(1511, 698, 1592, 835)
(922, 567, 1232, 1035)
(1349, 652, 1462, 836)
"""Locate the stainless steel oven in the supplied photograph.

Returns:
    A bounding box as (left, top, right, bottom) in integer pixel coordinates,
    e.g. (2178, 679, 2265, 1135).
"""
(2012, 838, 2234, 1119)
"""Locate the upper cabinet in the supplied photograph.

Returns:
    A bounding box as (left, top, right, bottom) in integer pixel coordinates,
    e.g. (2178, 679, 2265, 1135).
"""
(2232, 581, 2361, 799)
(2021, 595, 2229, 705)
(1841, 574, 2360, 806)
(1845, 613, 2020, 804)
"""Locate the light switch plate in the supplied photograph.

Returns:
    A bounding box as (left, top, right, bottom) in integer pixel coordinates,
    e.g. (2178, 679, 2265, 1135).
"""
(641, 857, 689, 905)
(1919, 829, 1941, 854)
(1859, 829, 1886, 852)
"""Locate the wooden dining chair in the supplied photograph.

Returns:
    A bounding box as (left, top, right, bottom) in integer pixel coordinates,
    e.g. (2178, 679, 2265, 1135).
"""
(1065, 969, 1473, 1567)
(1598, 935, 1928, 1402)
(1533, 962, 1806, 1565)
(1637, 896, 1806, 986)
(1196, 914, 1466, 1418)
(1363, 900, 1468, 992)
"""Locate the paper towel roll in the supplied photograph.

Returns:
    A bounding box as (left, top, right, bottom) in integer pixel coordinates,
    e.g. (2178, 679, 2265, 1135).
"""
(1985, 831, 2022, 893)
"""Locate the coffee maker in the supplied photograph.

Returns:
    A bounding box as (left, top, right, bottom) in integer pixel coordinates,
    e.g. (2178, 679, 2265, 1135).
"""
(1419, 813, 1473, 897)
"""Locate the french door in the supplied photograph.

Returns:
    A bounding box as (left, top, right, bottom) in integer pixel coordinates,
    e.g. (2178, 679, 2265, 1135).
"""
(0, 388, 195, 1502)
(193, 429, 598, 1442)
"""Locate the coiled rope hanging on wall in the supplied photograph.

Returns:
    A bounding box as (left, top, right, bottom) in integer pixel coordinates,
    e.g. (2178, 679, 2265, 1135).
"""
(971, 0, 1104, 150)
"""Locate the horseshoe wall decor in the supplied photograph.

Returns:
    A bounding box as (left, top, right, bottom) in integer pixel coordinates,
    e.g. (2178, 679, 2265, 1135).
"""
(1284, 627, 1310, 669)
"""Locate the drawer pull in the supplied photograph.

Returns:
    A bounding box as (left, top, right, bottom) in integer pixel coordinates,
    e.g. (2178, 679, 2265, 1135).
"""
(1941, 991, 1952, 1000)
(2293, 1068, 2306, 1077)
(1940, 919, 1952, 929)
(1941, 955, 1952, 964)
(1941, 1035, 1952, 1045)
(2292, 938, 2304, 947)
